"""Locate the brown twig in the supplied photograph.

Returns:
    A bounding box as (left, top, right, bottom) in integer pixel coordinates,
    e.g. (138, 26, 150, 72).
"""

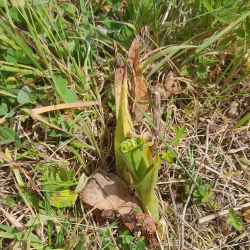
(199, 202, 250, 224)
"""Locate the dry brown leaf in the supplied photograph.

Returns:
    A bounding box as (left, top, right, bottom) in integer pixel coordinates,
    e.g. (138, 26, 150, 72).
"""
(152, 83, 169, 99)
(164, 71, 182, 94)
(243, 209, 250, 223)
(228, 101, 240, 118)
(101, 210, 158, 245)
(128, 39, 149, 121)
(114, 58, 126, 118)
(80, 171, 141, 214)
(153, 71, 181, 99)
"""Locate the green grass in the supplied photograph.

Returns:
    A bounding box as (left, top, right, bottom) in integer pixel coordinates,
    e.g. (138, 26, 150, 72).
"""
(1, 0, 250, 249)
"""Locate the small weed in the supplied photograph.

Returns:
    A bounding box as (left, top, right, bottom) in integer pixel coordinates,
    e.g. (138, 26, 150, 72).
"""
(161, 124, 187, 164)
(0, 196, 15, 207)
(227, 207, 243, 231)
(118, 226, 147, 250)
(36, 164, 77, 191)
(100, 227, 117, 250)
(36, 164, 78, 208)
(161, 149, 175, 165)
(182, 177, 216, 208)
(173, 125, 187, 145)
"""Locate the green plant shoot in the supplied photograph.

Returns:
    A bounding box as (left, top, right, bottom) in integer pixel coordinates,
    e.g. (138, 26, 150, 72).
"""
(227, 207, 243, 231)
(114, 59, 159, 221)
(114, 63, 134, 185)
(119, 137, 160, 222)
(173, 124, 187, 144)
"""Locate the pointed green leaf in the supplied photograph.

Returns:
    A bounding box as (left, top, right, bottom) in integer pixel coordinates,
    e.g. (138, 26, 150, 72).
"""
(0, 127, 20, 147)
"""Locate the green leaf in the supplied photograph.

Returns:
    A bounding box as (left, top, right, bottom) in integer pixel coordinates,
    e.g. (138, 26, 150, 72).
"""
(196, 176, 203, 186)
(0, 127, 20, 147)
(0, 231, 23, 239)
(203, 0, 213, 11)
(161, 149, 175, 165)
(56, 216, 70, 248)
(166, 149, 175, 165)
(181, 67, 194, 76)
(0, 197, 15, 207)
(58, 167, 68, 181)
(104, 17, 123, 31)
(227, 207, 243, 231)
(173, 125, 179, 135)
(80, 0, 93, 70)
(197, 65, 207, 79)
(0, 0, 10, 7)
(20, 190, 44, 209)
(119, 137, 160, 221)
(75, 234, 86, 250)
(0, 140, 14, 145)
(10, 7, 25, 23)
(173, 125, 187, 144)
(179, 125, 187, 137)
(124, 235, 134, 244)
(0, 99, 9, 116)
(60, 3, 76, 15)
(5, 48, 17, 64)
(108, 100, 116, 112)
(69, 140, 95, 150)
(74, 172, 89, 193)
(193, 190, 201, 198)
(217, 36, 236, 49)
(55, 75, 77, 103)
(17, 86, 31, 104)
(193, 196, 202, 206)
(122, 25, 134, 39)
(132, 207, 142, 212)
(229, 207, 234, 217)
(47, 129, 68, 137)
(15, 50, 33, 64)
(203, 56, 219, 66)
(107, 244, 117, 250)
(63, 88, 77, 103)
(201, 190, 214, 202)
(50, 189, 78, 208)
(232, 112, 250, 129)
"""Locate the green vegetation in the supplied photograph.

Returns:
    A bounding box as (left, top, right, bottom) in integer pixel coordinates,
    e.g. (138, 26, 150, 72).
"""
(1, 0, 250, 249)
(181, 177, 216, 207)
(227, 207, 243, 231)
(119, 137, 160, 221)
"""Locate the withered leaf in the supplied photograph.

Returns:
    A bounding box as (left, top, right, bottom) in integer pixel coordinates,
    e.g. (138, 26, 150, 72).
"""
(164, 71, 182, 94)
(153, 71, 182, 99)
(243, 209, 250, 223)
(114, 57, 126, 118)
(128, 39, 149, 121)
(80, 171, 141, 214)
(227, 101, 240, 119)
(101, 210, 158, 245)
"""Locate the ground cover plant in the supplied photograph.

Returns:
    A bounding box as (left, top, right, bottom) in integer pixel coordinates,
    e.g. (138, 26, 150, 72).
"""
(1, 0, 250, 249)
